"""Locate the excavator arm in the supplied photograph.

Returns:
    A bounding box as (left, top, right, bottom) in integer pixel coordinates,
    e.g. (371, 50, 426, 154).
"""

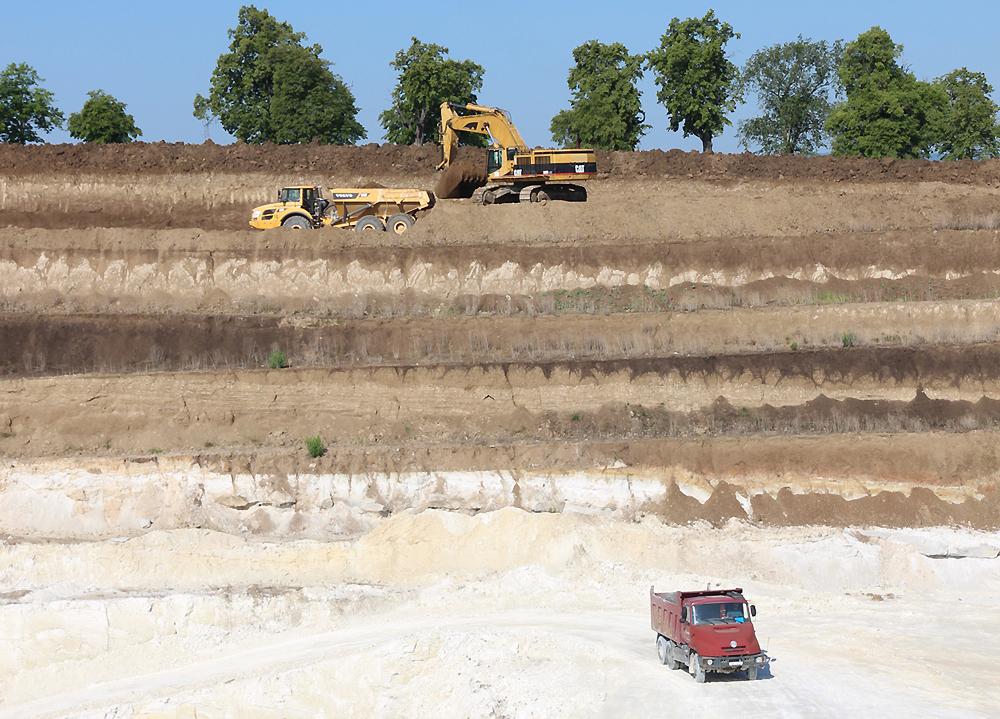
(437, 102, 528, 170)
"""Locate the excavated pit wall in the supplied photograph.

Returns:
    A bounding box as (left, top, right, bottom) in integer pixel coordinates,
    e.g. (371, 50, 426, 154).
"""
(3, 443, 998, 541)
(6, 303, 1000, 375)
(5, 227, 1000, 317)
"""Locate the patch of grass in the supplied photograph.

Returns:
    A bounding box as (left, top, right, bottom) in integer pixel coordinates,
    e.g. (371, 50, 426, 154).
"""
(788, 341, 798, 352)
(267, 349, 288, 370)
(149, 448, 163, 455)
(841, 332, 858, 348)
(570, 413, 582, 422)
(305, 435, 327, 458)
(815, 291, 851, 305)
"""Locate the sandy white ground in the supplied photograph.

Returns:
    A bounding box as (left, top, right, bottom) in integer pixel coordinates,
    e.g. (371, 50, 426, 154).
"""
(2, 510, 998, 718)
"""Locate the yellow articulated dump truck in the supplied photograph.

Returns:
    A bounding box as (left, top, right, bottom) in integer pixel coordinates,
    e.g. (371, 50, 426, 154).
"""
(249, 185, 434, 234)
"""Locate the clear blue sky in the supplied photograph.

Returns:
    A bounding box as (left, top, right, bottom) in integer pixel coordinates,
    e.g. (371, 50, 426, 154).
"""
(5, 1, 998, 152)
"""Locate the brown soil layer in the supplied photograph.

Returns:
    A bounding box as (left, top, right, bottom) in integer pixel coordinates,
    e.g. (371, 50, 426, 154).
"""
(5, 227, 1000, 272)
(3, 142, 1000, 185)
(3, 359, 1000, 459)
(15, 299, 1000, 373)
(6, 227, 1000, 317)
(0, 309, 998, 379)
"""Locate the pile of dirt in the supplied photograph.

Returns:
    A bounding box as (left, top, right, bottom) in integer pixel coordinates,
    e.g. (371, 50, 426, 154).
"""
(3, 142, 1000, 185)
(0, 142, 477, 178)
(599, 148, 1000, 184)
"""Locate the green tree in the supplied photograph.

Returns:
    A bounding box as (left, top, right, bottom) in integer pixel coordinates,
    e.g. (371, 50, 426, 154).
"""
(826, 27, 946, 158)
(380, 38, 484, 145)
(933, 68, 1000, 159)
(646, 10, 742, 153)
(0, 63, 64, 144)
(739, 37, 842, 155)
(550, 41, 648, 150)
(67, 90, 141, 143)
(193, 5, 364, 144)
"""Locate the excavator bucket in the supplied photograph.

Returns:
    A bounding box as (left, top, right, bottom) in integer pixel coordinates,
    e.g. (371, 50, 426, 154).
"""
(435, 161, 488, 199)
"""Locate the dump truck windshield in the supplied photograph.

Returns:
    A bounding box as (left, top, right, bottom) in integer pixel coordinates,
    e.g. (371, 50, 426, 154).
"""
(693, 602, 749, 625)
(279, 188, 302, 203)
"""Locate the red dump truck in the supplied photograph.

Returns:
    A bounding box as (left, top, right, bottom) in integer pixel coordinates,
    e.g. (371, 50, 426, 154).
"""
(650, 587, 767, 682)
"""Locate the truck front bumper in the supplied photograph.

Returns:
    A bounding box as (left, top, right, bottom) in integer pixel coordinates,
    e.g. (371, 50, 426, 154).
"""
(702, 653, 767, 673)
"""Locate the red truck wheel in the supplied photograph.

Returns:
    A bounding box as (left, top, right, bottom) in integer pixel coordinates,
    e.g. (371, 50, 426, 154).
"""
(656, 635, 669, 665)
(747, 665, 759, 681)
(665, 639, 682, 670)
(689, 652, 707, 683)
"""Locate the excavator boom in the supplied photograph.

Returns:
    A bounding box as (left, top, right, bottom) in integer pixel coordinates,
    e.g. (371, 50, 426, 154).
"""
(438, 102, 528, 171)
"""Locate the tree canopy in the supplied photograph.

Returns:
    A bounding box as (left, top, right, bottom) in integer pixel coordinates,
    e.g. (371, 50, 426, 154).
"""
(550, 41, 648, 150)
(380, 38, 484, 146)
(739, 37, 842, 155)
(0, 63, 64, 144)
(646, 10, 741, 153)
(826, 27, 946, 159)
(68, 90, 141, 143)
(193, 5, 364, 144)
(933, 68, 1000, 160)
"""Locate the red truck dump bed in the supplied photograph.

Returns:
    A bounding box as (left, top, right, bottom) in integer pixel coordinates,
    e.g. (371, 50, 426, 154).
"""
(650, 586, 766, 682)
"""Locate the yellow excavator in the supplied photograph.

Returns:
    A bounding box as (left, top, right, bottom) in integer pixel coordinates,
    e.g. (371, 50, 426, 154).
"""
(435, 102, 596, 204)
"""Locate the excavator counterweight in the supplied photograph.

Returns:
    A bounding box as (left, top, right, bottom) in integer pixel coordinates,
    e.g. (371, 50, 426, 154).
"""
(436, 102, 596, 204)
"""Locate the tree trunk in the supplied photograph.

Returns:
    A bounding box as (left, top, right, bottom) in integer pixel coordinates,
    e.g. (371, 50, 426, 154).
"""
(700, 134, 714, 153)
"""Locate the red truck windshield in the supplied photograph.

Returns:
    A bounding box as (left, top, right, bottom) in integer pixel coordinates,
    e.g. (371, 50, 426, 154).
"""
(693, 601, 749, 625)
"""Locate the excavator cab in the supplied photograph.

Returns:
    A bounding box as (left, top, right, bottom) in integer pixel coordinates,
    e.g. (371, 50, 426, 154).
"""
(487, 148, 503, 175)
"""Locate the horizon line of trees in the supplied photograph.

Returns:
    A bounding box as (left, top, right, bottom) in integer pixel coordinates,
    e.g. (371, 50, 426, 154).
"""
(3, 5, 999, 160)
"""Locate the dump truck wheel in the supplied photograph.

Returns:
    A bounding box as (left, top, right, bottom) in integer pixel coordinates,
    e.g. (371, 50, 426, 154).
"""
(689, 652, 706, 683)
(282, 215, 311, 230)
(354, 216, 385, 233)
(387, 214, 414, 235)
(665, 640, 682, 670)
(656, 636, 669, 665)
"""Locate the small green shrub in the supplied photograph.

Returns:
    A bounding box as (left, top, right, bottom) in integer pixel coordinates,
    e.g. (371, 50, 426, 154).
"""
(789, 341, 798, 352)
(305, 435, 327, 458)
(841, 332, 857, 348)
(149, 448, 163, 455)
(267, 350, 288, 369)
(816, 291, 851, 305)
(571, 413, 582, 422)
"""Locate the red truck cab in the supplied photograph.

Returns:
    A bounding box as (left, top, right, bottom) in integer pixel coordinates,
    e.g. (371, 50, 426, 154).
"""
(650, 587, 767, 682)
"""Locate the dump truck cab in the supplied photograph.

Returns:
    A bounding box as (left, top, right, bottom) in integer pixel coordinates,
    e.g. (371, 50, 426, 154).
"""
(250, 186, 326, 230)
(651, 587, 767, 682)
